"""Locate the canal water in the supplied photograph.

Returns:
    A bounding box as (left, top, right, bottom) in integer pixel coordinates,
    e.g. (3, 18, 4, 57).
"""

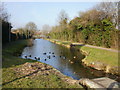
(21, 39, 111, 80)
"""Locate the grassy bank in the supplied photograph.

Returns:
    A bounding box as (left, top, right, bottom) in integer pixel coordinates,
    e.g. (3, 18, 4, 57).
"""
(76, 46, 118, 67)
(48, 39, 119, 75)
(2, 40, 35, 68)
(2, 39, 83, 88)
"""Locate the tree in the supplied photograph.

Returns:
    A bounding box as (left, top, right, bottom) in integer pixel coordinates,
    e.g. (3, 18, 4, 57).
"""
(48, 3, 119, 49)
(25, 22, 37, 31)
(0, 3, 10, 22)
(25, 22, 37, 38)
(58, 10, 69, 31)
(41, 24, 51, 35)
(95, 2, 118, 28)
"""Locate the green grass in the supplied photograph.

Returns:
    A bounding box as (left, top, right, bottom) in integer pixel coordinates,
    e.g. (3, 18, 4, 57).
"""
(61, 41, 71, 45)
(77, 46, 118, 67)
(50, 39, 118, 67)
(2, 40, 36, 68)
(2, 39, 83, 88)
(2, 65, 81, 88)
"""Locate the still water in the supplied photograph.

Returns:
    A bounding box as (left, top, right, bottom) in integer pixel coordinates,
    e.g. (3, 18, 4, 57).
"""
(21, 39, 108, 80)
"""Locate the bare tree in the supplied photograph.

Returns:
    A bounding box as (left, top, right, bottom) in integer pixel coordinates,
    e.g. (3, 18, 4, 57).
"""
(95, 2, 118, 28)
(58, 10, 69, 31)
(0, 3, 10, 22)
(25, 22, 37, 38)
(25, 22, 37, 31)
(41, 24, 51, 35)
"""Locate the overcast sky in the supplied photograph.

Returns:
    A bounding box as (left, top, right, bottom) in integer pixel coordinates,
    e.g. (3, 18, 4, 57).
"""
(5, 2, 98, 30)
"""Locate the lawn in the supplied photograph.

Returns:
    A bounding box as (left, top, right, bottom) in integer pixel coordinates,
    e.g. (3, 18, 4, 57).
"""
(77, 46, 118, 67)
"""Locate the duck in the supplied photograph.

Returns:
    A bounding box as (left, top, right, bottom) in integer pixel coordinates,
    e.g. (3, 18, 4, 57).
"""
(25, 56, 27, 59)
(63, 56, 66, 59)
(43, 53, 47, 55)
(52, 52, 54, 54)
(47, 56, 51, 59)
(48, 56, 51, 59)
(38, 57, 40, 60)
(73, 56, 76, 59)
(53, 55, 55, 57)
(70, 61, 74, 64)
(34, 57, 37, 60)
(45, 59, 47, 61)
(29, 55, 31, 57)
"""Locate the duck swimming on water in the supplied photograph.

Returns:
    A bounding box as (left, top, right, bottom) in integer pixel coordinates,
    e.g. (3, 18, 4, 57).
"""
(25, 56, 27, 59)
(63, 56, 66, 59)
(43, 53, 47, 55)
(38, 57, 40, 60)
(34, 57, 37, 60)
(73, 56, 76, 59)
(47, 56, 51, 59)
(70, 61, 74, 64)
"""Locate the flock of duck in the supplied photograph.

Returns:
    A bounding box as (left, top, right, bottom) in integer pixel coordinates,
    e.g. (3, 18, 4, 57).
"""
(24, 51, 76, 64)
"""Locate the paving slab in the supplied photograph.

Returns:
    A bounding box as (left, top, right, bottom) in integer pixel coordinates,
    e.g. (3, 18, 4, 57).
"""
(79, 77, 120, 89)
(92, 77, 120, 88)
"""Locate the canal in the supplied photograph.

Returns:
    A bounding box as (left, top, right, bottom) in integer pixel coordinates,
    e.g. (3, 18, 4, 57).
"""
(21, 39, 112, 80)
